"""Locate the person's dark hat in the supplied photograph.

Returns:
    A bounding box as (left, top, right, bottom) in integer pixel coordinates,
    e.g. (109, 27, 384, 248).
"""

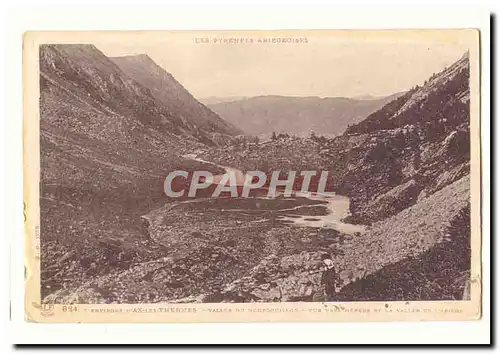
(321, 253, 332, 261)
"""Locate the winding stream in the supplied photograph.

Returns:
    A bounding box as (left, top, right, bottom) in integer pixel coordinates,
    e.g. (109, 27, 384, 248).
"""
(182, 154, 366, 235)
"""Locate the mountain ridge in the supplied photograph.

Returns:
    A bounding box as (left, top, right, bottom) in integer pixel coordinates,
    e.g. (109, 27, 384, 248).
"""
(110, 54, 242, 139)
(39, 44, 228, 298)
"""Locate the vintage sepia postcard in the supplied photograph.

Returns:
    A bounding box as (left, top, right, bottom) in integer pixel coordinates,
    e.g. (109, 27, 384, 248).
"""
(23, 29, 481, 323)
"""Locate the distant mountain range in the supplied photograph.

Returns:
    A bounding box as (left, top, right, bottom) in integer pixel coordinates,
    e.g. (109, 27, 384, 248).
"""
(205, 93, 405, 137)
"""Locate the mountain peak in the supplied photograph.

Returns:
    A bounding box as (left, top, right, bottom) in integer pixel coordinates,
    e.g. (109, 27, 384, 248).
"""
(111, 53, 168, 77)
(110, 53, 242, 136)
(113, 53, 155, 63)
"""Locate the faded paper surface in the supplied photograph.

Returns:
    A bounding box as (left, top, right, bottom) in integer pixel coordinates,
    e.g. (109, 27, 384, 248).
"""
(24, 30, 481, 322)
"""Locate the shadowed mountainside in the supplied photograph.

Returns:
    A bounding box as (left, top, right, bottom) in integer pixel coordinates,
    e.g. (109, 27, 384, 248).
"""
(199, 52, 471, 224)
(332, 52, 470, 223)
(39, 44, 227, 298)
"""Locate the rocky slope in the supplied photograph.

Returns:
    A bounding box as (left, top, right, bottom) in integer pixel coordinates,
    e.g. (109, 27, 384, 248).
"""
(329, 52, 470, 223)
(206, 93, 404, 137)
(111, 54, 242, 140)
(339, 202, 471, 301)
(39, 44, 227, 298)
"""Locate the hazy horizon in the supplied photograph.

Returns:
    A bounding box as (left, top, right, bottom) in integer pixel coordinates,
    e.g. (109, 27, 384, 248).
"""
(196, 93, 404, 101)
(96, 31, 470, 100)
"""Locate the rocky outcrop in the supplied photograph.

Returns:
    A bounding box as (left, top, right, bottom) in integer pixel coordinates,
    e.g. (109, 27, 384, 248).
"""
(360, 179, 420, 222)
(197, 135, 325, 172)
(214, 252, 325, 302)
(341, 175, 470, 283)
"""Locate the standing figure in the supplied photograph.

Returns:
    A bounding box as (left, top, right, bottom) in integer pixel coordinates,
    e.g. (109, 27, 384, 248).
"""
(321, 253, 339, 301)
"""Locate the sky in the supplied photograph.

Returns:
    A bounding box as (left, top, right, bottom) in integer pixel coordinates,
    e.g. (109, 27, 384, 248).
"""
(95, 30, 473, 100)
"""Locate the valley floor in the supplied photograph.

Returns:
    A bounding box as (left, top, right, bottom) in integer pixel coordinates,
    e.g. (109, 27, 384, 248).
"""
(42, 156, 471, 304)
